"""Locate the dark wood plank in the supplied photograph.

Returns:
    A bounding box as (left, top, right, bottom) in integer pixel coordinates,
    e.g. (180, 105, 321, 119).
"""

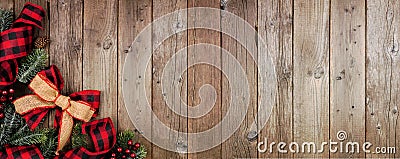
(257, 0, 293, 158)
(187, 0, 221, 158)
(83, 0, 118, 122)
(293, 0, 330, 158)
(367, 0, 400, 158)
(49, 0, 83, 98)
(151, 0, 188, 158)
(220, 0, 258, 158)
(117, 0, 153, 158)
(330, 0, 366, 158)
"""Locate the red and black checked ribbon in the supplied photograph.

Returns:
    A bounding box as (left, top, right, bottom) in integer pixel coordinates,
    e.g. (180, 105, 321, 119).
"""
(55, 118, 116, 159)
(13, 65, 101, 154)
(0, 145, 44, 159)
(0, 2, 45, 87)
(0, 118, 115, 159)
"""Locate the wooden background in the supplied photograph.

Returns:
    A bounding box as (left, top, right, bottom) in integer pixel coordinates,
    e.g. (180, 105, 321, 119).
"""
(1, 0, 400, 158)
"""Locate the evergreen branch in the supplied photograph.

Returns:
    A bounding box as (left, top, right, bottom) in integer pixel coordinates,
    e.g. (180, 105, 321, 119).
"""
(17, 49, 49, 83)
(39, 128, 57, 159)
(0, 103, 22, 145)
(0, 8, 13, 32)
(117, 130, 135, 149)
(71, 122, 89, 149)
(136, 145, 147, 159)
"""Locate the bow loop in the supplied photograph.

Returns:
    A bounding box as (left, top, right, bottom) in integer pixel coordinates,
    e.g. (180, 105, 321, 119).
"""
(0, 2, 45, 87)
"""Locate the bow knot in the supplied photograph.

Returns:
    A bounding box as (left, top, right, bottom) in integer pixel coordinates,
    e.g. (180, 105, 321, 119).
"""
(55, 94, 70, 110)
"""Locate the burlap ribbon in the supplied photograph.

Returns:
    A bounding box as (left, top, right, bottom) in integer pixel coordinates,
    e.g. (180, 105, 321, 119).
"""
(13, 65, 100, 154)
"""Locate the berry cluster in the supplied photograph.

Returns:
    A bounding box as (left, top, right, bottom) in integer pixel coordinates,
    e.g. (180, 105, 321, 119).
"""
(111, 140, 141, 159)
(0, 88, 15, 119)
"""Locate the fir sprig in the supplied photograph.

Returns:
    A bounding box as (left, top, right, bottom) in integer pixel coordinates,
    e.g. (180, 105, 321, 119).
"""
(39, 128, 57, 159)
(0, 102, 23, 146)
(17, 49, 49, 83)
(71, 122, 89, 149)
(0, 8, 13, 32)
(117, 130, 135, 149)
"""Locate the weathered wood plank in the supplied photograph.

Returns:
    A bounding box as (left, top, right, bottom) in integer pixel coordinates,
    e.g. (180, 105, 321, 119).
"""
(117, 0, 153, 158)
(293, 0, 330, 158)
(49, 0, 83, 101)
(330, 0, 365, 158)
(152, 0, 187, 158)
(0, 0, 13, 10)
(257, 0, 293, 158)
(220, 0, 258, 158)
(83, 0, 117, 122)
(187, 0, 221, 158)
(367, 0, 400, 158)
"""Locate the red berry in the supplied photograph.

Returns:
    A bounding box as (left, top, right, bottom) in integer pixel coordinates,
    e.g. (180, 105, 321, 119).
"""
(117, 147, 123, 152)
(125, 149, 130, 154)
(8, 96, 13, 101)
(0, 113, 4, 119)
(134, 143, 141, 149)
(122, 155, 126, 159)
(0, 96, 6, 102)
(127, 140, 133, 145)
(1, 91, 7, 96)
(111, 153, 116, 157)
(130, 153, 136, 158)
(8, 89, 14, 94)
(133, 147, 138, 151)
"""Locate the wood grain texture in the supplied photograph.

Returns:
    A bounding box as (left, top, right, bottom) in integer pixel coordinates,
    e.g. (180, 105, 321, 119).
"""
(83, 0, 118, 122)
(0, 0, 13, 10)
(152, 0, 187, 158)
(221, 0, 258, 158)
(367, 0, 400, 158)
(187, 0, 221, 158)
(293, 0, 330, 158)
(49, 0, 83, 99)
(258, 0, 293, 158)
(330, 0, 365, 158)
(117, 0, 153, 158)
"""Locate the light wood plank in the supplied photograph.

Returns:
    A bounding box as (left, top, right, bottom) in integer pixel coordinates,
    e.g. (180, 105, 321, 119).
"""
(117, 0, 153, 158)
(221, 0, 258, 158)
(293, 0, 330, 158)
(330, 0, 366, 158)
(187, 0, 221, 158)
(152, 0, 188, 158)
(0, 0, 13, 10)
(258, 0, 293, 158)
(83, 0, 118, 122)
(367, 0, 400, 158)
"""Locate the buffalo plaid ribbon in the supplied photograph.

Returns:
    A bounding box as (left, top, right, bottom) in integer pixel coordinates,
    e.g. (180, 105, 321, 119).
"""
(0, 2, 45, 87)
(55, 118, 116, 159)
(0, 145, 44, 159)
(13, 65, 101, 154)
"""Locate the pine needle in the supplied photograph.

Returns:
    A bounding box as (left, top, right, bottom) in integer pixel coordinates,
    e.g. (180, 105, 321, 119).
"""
(0, 8, 13, 32)
(17, 49, 49, 83)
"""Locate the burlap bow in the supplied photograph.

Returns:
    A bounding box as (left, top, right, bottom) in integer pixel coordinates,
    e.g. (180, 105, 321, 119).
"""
(13, 65, 100, 154)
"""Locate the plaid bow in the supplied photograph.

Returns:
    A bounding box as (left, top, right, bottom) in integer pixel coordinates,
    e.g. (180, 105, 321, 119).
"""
(0, 2, 45, 87)
(55, 118, 116, 159)
(13, 65, 100, 154)
(0, 145, 44, 159)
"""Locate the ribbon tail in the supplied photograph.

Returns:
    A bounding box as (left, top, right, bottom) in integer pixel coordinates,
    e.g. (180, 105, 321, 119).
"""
(56, 112, 74, 155)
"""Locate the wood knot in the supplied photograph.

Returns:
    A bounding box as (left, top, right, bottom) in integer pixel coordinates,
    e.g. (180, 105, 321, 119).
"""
(247, 131, 258, 141)
(313, 67, 324, 79)
(103, 39, 113, 50)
